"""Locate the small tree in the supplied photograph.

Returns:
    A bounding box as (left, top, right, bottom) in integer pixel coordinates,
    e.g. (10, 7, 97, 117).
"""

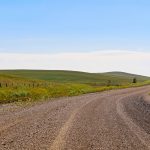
(132, 78, 137, 83)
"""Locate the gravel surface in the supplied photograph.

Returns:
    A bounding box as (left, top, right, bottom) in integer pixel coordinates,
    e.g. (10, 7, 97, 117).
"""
(0, 86, 150, 150)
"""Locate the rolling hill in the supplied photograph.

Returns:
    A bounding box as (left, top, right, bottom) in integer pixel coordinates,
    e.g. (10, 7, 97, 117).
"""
(0, 70, 150, 104)
(0, 70, 149, 86)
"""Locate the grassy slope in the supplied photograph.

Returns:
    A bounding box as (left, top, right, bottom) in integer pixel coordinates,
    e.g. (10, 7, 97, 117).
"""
(0, 70, 149, 104)
(104, 71, 150, 80)
(0, 70, 149, 85)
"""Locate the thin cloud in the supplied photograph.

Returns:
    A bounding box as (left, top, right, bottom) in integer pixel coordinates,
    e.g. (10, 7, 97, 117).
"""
(0, 50, 150, 76)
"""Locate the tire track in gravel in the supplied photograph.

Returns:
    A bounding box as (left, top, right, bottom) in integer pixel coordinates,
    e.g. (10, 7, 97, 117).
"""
(58, 87, 150, 150)
(0, 86, 150, 150)
(50, 98, 96, 150)
(117, 94, 150, 149)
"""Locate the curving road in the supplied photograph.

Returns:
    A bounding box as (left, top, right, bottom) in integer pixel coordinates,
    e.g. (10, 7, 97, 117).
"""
(0, 86, 150, 150)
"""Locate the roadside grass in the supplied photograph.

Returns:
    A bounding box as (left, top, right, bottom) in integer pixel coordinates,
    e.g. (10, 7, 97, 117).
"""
(0, 72, 150, 104)
(0, 80, 150, 104)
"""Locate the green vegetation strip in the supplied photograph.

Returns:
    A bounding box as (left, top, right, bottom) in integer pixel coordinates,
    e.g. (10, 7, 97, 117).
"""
(0, 71, 149, 104)
(0, 81, 150, 104)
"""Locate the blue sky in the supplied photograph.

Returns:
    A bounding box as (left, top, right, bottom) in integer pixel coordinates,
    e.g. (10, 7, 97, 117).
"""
(0, 0, 150, 75)
(0, 0, 150, 53)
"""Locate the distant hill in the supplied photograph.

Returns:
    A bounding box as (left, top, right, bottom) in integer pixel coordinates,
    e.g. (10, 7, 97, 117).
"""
(0, 70, 149, 86)
(103, 71, 150, 80)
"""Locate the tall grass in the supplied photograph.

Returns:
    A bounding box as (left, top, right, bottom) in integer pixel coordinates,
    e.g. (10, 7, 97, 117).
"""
(0, 80, 150, 104)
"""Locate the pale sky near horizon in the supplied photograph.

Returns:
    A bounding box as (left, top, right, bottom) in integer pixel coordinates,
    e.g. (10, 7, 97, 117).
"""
(0, 0, 150, 76)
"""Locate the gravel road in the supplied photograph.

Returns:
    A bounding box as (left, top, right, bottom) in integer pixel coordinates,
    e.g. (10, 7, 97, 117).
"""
(0, 86, 150, 150)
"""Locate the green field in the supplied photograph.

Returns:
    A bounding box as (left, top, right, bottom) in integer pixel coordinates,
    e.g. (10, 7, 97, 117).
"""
(0, 70, 149, 85)
(0, 70, 149, 104)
